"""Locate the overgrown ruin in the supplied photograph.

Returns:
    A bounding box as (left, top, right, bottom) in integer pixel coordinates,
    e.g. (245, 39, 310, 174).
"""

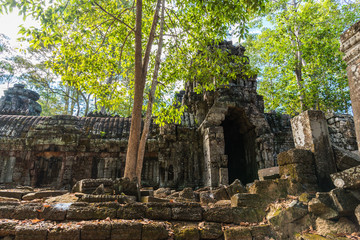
(0, 27, 359, 239)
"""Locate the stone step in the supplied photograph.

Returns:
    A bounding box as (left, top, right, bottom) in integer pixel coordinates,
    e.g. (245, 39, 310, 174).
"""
(0, 219, 273, 240)
(0, 201, 265, 225)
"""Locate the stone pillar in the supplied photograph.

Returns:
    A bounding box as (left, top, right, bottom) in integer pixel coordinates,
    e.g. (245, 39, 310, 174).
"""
(340, 20, 360, 153)
(291, 110, 336, 191)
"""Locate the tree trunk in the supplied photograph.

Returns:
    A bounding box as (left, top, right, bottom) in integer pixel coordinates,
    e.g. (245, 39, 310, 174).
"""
(136, 0, 166, 182)
(124, 0, 161, 180)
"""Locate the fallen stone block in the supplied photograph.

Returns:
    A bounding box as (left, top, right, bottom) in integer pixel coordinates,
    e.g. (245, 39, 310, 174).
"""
(111, 221, 142, 240)
(308, 198, 339, 220)
(329, 188, 360, 216)
(267, 203, 308, 227)
(231, 193, 266, 209)
(142, 222, 168, 240)
(154, 188, 171, 198)
(198, 222, 223, 240)
(225, 179, 246, 197)
(199, 191, 217, 205)
(331, 165, 360, 189)
(72, 178, 113, 194)
(213, 185, 230, 201)
(0, 190, 30, 200)
(22, 190, 68, 201)
(179, 187, 196, 201)
(258, 167, 280, 180)
(248, 179, 289, 201)
(332, 145, 360, 171)
(232, 207, 264, 224)
(249, 225, 273, 240)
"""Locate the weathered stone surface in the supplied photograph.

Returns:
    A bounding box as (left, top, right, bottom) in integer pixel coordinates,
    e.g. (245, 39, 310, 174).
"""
(142, 222, 168, 240)
(308, 198, 339, 220)
(315, 217, 358, 235)
(66, 203, 117, 220)
(203, 207, 234, 223)
(248, 179, 289, 201)
(22, 190, 68, 200)
(212, 185, 230, 201)
(258, 167, 280, 180)
(225, 179, 246, 197)
(117, 203, 147, 219)
(0, 220, 17, 237)
(15, 224, 49, 240)
(12, 203, 42, 220)
(340, 20, 360, 152)
(355, 204, 360, 225)
(198, 222, 223, 239)
(145, 203, 172, 220)
(111, 221, 142, 240)
(77, 194, 135, 203)
(329, 188, 360, 216)
(179, 187, 196, 201)
(141, 196, 169, 203)
(171, 203, 203, 221)
(173, 226, 199, 240)
(199, 191, 217, 205)
(154, 188, 171, 198)
(0, 84, 41, 116)
(231, 193, 266, 209)
(0, 190, 30, 200)
(249, 225, 273, 240)
(80, 222, 111, 240)
(224, 227, 252, 240)
(291, 110, 337, 191)
(331, 165, 360, 189)
(39, 205, 67, 221)
(48, 226, 80, 240)
(332, 145, 360, 171)
(267, 203, 308, 227)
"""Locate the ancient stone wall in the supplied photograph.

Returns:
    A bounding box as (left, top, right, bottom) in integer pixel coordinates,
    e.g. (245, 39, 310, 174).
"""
(0, 115, 203, 189)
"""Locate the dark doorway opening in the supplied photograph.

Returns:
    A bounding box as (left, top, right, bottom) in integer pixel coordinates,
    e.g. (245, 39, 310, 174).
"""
(221, 107, 257, 184)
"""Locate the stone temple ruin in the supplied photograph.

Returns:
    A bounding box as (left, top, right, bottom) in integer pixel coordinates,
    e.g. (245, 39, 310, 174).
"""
(0, 24, 359, 239)
(0, 43, 358, 191)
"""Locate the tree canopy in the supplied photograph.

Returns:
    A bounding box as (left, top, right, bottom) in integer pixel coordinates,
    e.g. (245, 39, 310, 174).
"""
(245, 0, 360, 115)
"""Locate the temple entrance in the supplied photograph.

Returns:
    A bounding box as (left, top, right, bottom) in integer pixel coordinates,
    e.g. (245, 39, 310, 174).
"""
(221, 107, 257, 184)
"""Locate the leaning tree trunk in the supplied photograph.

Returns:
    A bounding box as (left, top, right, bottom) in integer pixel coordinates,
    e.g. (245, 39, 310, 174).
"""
(124, 0, 162, 180)
(136, 0, 166, 183)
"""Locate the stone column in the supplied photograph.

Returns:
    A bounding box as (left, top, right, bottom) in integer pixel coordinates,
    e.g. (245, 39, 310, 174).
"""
(340, 20, 360, 152)
(291, 110, 336, 191)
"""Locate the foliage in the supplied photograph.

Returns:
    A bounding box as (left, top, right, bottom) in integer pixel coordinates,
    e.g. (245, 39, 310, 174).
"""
(245, 0, 360, 115)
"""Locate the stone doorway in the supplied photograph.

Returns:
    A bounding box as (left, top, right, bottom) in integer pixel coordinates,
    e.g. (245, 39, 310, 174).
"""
(221, 107, 257, 184)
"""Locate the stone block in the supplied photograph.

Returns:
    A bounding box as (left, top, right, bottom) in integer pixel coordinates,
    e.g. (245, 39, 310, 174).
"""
(0, 190, 29, 200)
(22, 190, 68, 201)
(332, 145, 360, 171)
(80, 222, 111, 240)
(267, 204, 308, 227)
(48, 226, 80, 240)
(331, 165, 360, 189)
(291, 110, 337, 191)
(145, 203, 171, 220)
(198, 222, 223, 240)
(258, 167, 280, 180)
(232, 207, 263, 224)
(248, 179, 289, 201)
(277, 148, 314, 166)
(171, 203, 203, 221)
(224, 227, 252, 240)
(173, 226, 199, 240)
(15, 225, 48, 240)
(117, 203, 147, 219)
(249, 225, 273, 240)
(141, 196, 169, 203)
(231, 193, 265, 209)
(279, 163, 317, 184)
(0, 220, 17, 237)
(225, 179, 246, 197)
(111, 221, 142, 240)
(66, 204, 116, 220)
(39, 205, 67, 221)
(0, 205, 17, 219)
(203, 207, 234, 223)
(142, 222, 168, 240)
(12, 203, 42, 220)
(329, 188, 360, 216)
(315, 217, 358, 236)
(212, 185, 230, 201)
(308, 198, 339, 220)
